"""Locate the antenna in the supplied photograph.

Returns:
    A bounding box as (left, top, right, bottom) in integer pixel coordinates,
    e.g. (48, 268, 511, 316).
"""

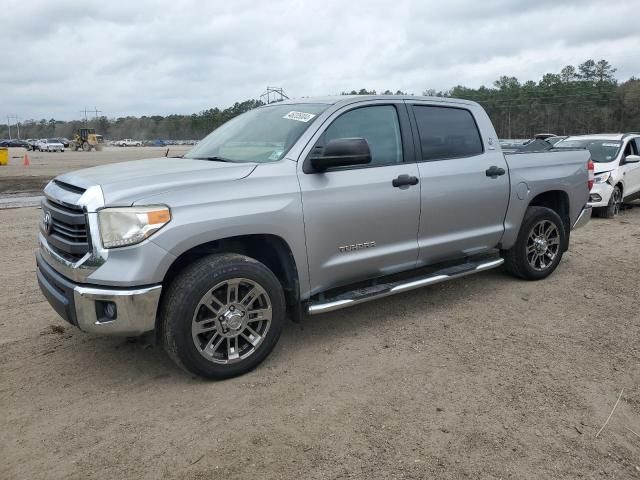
(260, 86, 289, 104)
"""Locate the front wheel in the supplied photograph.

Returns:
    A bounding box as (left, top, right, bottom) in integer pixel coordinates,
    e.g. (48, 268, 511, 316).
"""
(597, 185, 622, 218)
(503, 206, 566, 280)
(161, 253, 286, 379)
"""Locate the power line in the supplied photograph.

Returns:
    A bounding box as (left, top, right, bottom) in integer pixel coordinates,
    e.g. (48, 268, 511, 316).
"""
(260, 86, 289, 104)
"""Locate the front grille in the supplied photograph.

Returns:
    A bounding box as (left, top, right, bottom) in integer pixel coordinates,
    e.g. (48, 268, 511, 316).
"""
(43, 198, 90, 260)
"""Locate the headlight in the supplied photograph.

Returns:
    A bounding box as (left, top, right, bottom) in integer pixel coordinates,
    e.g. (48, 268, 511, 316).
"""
(98, 206, 171, 249)
(593, 172, 611, 184)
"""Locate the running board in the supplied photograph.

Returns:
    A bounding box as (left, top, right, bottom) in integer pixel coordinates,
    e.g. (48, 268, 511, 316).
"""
(307, 257, 504, 315)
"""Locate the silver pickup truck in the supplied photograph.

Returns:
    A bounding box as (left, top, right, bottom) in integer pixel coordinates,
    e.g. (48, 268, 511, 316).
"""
(36, 95, 593, 379)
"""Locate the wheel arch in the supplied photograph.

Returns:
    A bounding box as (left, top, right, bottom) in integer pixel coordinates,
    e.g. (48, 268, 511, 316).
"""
(527, 190, 571, 250)
(614, 181, 624, 196)
(157, 234, 301, 333)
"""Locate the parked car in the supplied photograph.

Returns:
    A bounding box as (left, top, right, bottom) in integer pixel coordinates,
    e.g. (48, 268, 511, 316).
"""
(554, 133, 640, 217)
(54, 137, 70, 148)
(115, 139, 143, 147)
(36, 95, 592, 379)
(0, 139, 30, 148)
(37, 138, 65, 152)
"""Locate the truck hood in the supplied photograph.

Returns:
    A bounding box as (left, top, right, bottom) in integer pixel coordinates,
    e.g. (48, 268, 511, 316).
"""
(56, 157, 257, 205)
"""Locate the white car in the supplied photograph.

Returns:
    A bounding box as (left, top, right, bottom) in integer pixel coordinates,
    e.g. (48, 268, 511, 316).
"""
(36, 138, 65, 152)
(555, 134, 640, 217)
(115, 139, 143, 147)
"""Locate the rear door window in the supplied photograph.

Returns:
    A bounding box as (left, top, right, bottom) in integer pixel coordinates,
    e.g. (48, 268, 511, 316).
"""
(412, 105, 483, 161)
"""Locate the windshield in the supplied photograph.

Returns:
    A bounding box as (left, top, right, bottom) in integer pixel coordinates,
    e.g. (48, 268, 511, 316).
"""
(554, 139, 622, 163)
(185, 104, 328, 163)
(546, 137, 564, 146)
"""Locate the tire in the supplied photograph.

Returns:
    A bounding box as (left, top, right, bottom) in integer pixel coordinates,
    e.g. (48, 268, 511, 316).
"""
(161, 253, 286, 379)
(82, 141, 90, 152)
(596, 185, 622, 219)
(503, 206, 566, 280)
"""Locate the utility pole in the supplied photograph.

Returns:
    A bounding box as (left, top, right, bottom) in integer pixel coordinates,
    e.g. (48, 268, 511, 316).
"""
(93, 107, 102, 119)
(6, 116, 11, 140)
(81, 107, 89, 125)
(9, 115, 20, 139)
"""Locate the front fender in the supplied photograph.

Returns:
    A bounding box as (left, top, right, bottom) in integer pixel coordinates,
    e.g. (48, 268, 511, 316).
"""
(141, 161, 310, 295)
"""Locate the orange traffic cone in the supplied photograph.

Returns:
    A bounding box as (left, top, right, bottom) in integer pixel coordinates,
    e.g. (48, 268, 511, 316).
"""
(23, 152, 30, 167)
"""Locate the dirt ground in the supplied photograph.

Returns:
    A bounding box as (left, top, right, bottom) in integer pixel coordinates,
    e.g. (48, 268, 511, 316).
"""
(1, 175, 639, 478)
(0, 146, 190, 194)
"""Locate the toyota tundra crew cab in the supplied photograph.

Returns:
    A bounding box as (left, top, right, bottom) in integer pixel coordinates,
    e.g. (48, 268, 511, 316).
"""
(36, 96, 593, 379)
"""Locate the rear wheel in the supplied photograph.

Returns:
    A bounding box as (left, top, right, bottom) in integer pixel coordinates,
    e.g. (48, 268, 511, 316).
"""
(503, 206, 566, 280)
(161, 253, 286, 379)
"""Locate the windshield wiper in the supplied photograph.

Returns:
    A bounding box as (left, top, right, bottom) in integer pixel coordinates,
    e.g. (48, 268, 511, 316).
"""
(190, 156, 234, 163)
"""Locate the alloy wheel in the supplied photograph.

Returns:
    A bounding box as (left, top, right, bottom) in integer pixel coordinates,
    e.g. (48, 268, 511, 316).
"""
(526, 220, 560, 271)
(191, 278, 272, 364)
(612, 188, 622, 216)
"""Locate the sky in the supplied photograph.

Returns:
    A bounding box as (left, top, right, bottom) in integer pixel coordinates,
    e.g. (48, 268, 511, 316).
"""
(1, 0, 639, 121)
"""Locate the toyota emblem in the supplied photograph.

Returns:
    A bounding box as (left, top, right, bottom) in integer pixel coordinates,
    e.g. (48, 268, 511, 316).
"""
(43, 211, 53, 235)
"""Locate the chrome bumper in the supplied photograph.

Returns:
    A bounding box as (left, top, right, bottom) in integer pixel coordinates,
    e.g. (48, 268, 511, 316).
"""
(572, 205, 592, 230)
(36, 252, 161, 336)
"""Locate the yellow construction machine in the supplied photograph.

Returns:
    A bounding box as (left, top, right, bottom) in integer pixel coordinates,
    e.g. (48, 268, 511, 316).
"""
(70, 128, 104, 151)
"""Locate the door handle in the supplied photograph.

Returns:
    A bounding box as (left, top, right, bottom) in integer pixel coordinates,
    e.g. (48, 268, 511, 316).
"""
(485, 165, 506, 178)
(392, 175, 419, 188)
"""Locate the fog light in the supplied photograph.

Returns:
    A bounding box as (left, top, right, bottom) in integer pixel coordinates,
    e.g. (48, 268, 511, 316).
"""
(96, 300, 117, 323)
(590, 194, 602, 202)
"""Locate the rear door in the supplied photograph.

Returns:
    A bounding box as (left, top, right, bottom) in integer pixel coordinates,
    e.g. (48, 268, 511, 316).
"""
(298, 101, 421, 295)
(407, 102, 510, 265)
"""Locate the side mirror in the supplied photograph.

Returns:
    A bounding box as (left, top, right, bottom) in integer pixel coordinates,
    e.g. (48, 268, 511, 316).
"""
(310, 138, 372, 172)
(624, 154, 640, 164)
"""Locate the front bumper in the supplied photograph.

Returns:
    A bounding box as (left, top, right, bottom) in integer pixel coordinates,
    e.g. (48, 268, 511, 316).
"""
(36, 252, 161, 336)
(588, 182, 613, 208)
(572, 205, 592, 230)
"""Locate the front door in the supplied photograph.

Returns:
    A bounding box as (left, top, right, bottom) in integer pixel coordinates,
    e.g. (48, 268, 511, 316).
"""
(408, 102, 510, 265)
(621, 138, 640, 198)
(298, 102, 421, 295)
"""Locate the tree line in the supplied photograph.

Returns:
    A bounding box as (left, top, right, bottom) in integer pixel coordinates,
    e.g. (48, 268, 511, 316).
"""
(1, 59, 638, 141)
(344, 60, 640, 138)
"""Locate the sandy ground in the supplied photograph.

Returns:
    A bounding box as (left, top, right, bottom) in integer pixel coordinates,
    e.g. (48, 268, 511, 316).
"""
(0, 166, 639, 478)
(0, 146, 190, 194)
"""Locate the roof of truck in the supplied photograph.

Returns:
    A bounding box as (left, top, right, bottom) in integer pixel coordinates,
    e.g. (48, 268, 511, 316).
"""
(275, 95, 479, 107)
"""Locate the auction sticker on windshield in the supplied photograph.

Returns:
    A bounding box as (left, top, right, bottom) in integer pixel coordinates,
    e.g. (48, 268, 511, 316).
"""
(283, 111, 316, 122)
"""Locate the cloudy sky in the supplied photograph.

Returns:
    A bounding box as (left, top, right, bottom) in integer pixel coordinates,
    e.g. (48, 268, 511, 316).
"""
(1, 0, 638, 121)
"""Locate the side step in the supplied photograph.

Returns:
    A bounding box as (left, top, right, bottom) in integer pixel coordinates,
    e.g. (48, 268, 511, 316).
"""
(307, 257, 504, 315)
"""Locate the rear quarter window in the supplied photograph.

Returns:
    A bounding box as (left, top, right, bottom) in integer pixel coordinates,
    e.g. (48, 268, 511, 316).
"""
(412, 105, 483, 161)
